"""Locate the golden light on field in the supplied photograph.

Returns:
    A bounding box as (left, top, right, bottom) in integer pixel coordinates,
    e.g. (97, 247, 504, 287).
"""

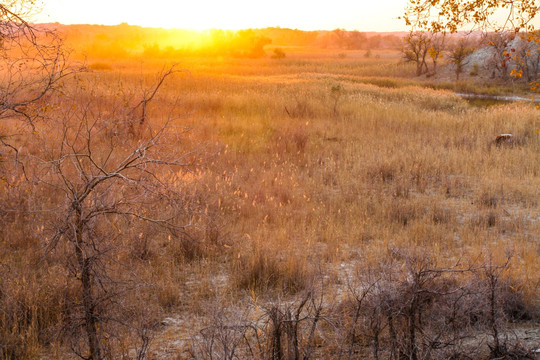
(37, 0, 408, 31)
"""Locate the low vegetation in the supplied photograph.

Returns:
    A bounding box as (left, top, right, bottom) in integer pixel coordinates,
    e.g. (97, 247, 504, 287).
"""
(0, 24, 539, 359)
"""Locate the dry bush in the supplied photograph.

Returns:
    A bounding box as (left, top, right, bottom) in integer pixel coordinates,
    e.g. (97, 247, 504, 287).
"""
(429, 204, 455, 225)
(260, 289, 325, 360)
(189, 287, 327, 360)
(189, 306, 255, 360)
(328, 250, 540, 360)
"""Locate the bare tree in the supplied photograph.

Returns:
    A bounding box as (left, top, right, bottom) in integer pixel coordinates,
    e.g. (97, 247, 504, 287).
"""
(402, 32, 430, 76)
(448, 37, 475, 80)
(427, 32, 446, 75)
(0, 2, 71, 137)
(8, 67, 205, 359)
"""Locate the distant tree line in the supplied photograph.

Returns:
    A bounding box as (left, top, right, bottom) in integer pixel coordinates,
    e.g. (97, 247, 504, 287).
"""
(58, 24, 404, 59)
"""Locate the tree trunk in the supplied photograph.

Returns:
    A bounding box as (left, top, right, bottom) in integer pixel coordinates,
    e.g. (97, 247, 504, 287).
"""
(74, 205, 102, 360)
(489, 275, 500, 352)
(270, 308, 282, 360)
(387, 314, 398, 360)
(373, 329, 380, 360)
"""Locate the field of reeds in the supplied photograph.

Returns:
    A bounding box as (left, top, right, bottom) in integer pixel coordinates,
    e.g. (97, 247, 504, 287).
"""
(1, 46, 539, 359)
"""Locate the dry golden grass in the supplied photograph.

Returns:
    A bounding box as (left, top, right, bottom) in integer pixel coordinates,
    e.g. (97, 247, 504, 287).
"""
(1, 48, 539, 358)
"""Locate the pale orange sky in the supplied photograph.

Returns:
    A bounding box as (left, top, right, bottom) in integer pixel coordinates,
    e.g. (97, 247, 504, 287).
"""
(35, 0, 409, 31)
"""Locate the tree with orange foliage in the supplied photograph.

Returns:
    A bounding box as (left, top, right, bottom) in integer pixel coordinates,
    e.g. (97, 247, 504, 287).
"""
(402, 0, 539, 33)
(402, 0, 540, 84)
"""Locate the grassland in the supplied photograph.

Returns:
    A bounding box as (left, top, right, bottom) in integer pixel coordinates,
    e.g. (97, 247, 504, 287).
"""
(1, 47, 539, 359)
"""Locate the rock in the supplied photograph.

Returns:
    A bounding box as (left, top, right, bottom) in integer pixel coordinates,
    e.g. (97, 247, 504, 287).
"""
(494, 133, 515, 146)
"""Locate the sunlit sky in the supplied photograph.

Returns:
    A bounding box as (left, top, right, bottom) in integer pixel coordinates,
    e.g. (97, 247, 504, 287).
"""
(35, 0, 409, 31)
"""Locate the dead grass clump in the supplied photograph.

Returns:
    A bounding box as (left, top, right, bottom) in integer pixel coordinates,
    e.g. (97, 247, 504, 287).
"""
(87, 62, 113, 71)
(485, 212, 499, 228)
(430, 205, 455, 225)
(166, 233, 210, 263)
(392, 177, 411, 198)
(271, 125, 310, 154)
(284, 96, 314, 119)
(366, 162, 397, 183)
(388, 199, 418, 226)
(160, 214, 227, 263)
(129, 234, 155, 261)
(442, 175, 470, 198)
(0, 268, 68, 359)
(477, 190, 502, 208)
(499, 279, 538, 322)
(469, 211, 499, 228)
(156, 282, 182, 310)
(231, 247, 310, 294)
(292, 126, 309, 153)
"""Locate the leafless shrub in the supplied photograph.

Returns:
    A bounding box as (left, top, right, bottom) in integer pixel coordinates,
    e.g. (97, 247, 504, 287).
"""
(189, 306, 256, 360)
(189, 288, 326, 360)
(259, 288, 326, 360)
(332, 249, 538, 360)
(499, 279, 536, 322)
(331, 271, 384, 360)
(194, 249, 537, 360)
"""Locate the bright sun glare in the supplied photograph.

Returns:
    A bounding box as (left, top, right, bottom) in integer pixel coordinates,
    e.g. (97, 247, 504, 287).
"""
(38, 0, 408, 31)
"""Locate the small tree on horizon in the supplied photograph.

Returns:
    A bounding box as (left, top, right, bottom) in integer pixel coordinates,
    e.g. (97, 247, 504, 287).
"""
(448, 38, 475, 80)
(402, 32, 429, 76)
